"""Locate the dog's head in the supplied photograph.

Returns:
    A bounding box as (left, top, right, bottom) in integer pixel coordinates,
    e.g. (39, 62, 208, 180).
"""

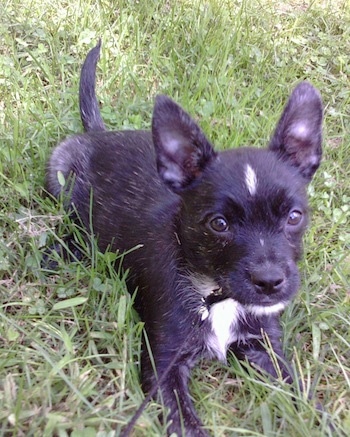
(152, 83, 323, 313)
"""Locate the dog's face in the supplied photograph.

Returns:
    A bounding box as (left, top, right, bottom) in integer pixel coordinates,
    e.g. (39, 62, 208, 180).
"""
(152, 82, 323, 314)
(178, 148, 309, 310)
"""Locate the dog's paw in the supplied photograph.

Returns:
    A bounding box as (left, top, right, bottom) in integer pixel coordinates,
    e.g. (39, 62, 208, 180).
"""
(41, 240, 83, 272)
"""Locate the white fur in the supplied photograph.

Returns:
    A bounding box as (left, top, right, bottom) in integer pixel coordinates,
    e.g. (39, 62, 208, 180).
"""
(245, 164, 258, 196)
(206, 299, 288, 361)
(188, 276, 287, 360)
(206, 299, 245, 361)
(199, 305, 210, 321)
(190, 275, 221, 297)
(246, 301, 287, 316)
(188, 275, 221, 322)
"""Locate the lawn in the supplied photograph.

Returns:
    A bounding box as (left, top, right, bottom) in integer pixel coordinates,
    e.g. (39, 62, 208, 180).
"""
(0, 0, 349, 436)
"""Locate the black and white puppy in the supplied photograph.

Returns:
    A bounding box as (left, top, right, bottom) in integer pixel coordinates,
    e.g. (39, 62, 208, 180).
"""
(46, 41, 323, 436)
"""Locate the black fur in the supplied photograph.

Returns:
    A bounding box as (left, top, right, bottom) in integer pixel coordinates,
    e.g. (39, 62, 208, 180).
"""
(46, 42, 323, 436)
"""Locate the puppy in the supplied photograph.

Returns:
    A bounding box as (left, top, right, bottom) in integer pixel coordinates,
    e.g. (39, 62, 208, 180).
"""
(46, 41, 323, 436)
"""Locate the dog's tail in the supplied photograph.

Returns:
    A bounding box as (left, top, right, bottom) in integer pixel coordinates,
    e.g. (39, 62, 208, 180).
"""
(79, 39, 106, 132)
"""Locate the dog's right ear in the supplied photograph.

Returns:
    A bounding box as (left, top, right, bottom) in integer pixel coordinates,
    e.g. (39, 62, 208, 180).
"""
(152, 95, 216, 192)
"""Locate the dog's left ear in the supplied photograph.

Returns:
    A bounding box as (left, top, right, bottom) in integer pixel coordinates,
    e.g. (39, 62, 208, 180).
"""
(152, 95, 216, 192)
(269, 82, 323, 181)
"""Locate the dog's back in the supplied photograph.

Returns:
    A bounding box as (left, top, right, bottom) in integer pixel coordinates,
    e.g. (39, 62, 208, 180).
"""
(47, 44, 176, 256)
(46, 42, 323, 437)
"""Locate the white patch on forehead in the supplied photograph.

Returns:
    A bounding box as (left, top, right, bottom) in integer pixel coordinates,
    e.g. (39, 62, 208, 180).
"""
(259, 238, 265, 247)
(246, 301, 287, 317)
(245, 164, 258, 196)
(206, 298, 245, 361)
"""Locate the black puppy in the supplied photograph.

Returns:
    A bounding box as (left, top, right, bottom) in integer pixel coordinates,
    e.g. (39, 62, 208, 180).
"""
(46, 41, 323, 436)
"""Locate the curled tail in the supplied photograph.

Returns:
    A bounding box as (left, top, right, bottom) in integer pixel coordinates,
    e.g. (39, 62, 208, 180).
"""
(79, 39, 106, 132)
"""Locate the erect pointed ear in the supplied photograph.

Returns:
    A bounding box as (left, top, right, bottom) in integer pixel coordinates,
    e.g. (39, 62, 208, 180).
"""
(269, 82, 323, 181)
(152, 95, 216, 192)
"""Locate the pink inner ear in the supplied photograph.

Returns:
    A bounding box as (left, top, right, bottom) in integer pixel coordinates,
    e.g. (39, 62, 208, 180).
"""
(162, 163, 186, 188)
(161, 133, 184, 154)
(290, 122, 312, 141)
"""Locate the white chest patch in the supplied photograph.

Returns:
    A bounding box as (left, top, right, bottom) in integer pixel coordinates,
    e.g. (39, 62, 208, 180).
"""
(206, 298, 246, 361)
(245, 164, 258, 196)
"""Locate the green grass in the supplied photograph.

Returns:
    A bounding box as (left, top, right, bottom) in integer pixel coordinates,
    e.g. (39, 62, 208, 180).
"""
(0, 0, 349, 435)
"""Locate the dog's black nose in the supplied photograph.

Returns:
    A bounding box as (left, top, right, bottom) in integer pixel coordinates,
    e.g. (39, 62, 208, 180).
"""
(251, 266, 285, 294)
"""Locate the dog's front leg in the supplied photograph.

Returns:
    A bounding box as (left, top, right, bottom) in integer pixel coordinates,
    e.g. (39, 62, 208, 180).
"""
(142, 350, 209, 437)
(234, 317, 293, 383)
(162, 364, 209, 437)
(238, 338, 293, 383)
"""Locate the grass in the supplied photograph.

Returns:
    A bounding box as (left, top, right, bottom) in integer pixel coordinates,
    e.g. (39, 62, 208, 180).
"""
(0, 0, 349, 435)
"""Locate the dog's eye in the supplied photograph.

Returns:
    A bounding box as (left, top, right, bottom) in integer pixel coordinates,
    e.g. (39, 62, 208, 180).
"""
(209, 216, 229, 232)
(287, 210, 302, 226)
